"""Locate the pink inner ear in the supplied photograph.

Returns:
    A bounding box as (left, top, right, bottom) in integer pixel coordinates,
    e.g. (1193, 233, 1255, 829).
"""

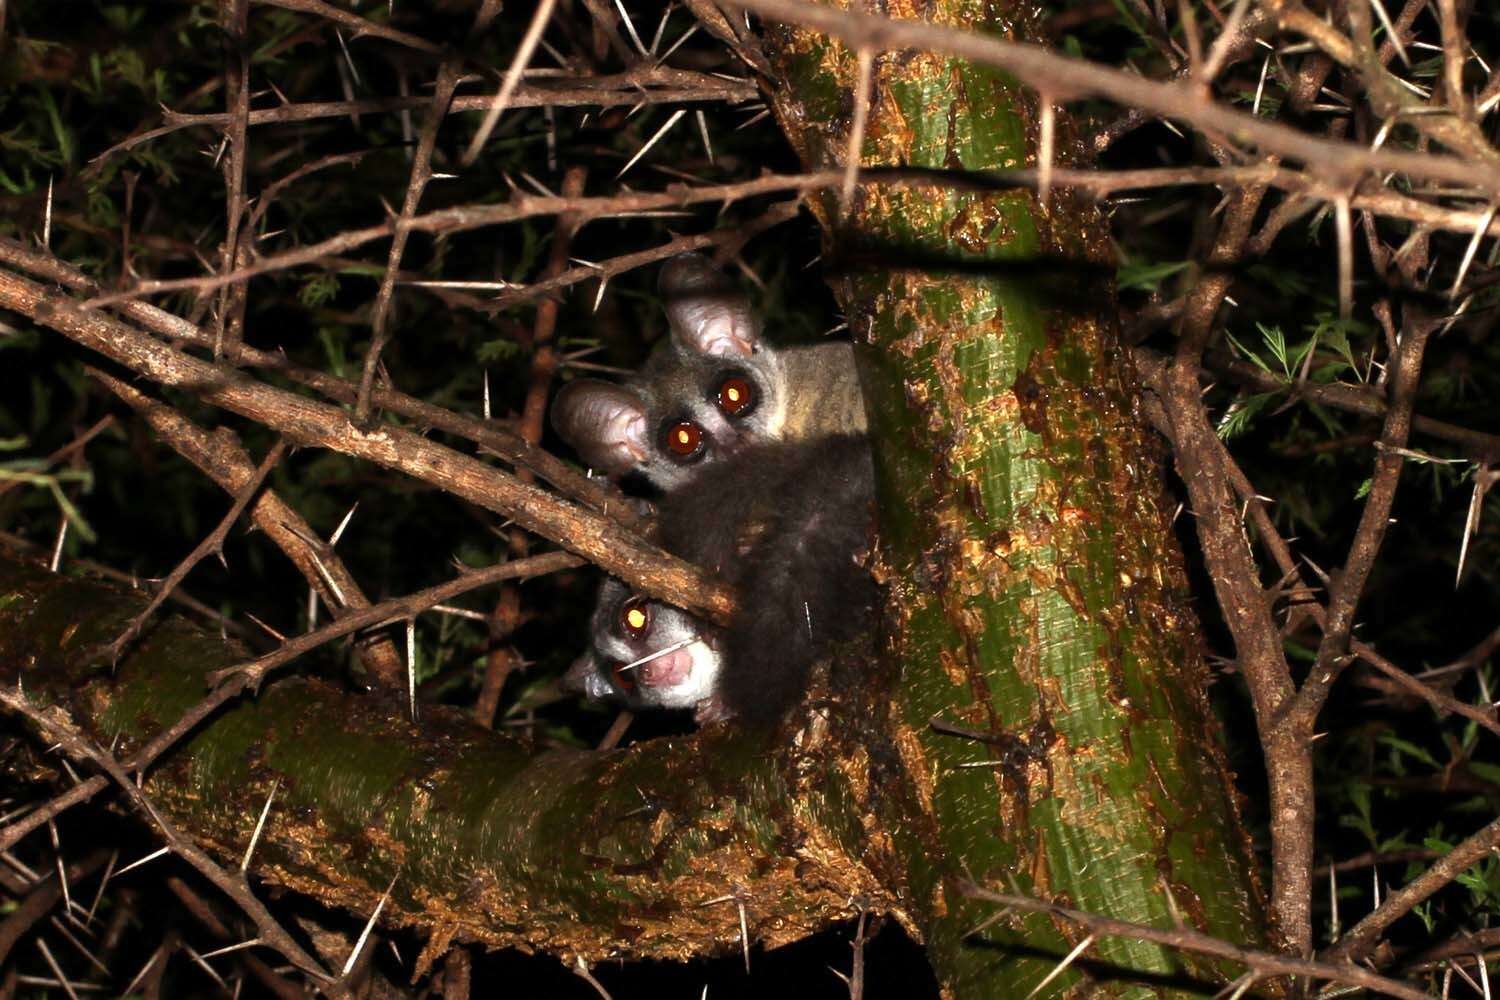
(696, 316, 754, 357)
(604, 408, 648, 462)
(674, 298, 756, 357)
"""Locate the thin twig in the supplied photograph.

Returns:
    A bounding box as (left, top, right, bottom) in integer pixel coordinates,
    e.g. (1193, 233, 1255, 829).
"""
(89, 368, 405, 688)
(104, 439, 287, 660)
(215, 0, 252, 358)
(488, 200, 799, 310)
(354, 61, 463, 423)
(1292, 318, 1435, 727)
(960, 883, 1431, 1000)
(0, 689, 332, 981)
(91, 71, 758, 166)
(1325, 814, 1500, 964)
(722, 0, 1500, 194)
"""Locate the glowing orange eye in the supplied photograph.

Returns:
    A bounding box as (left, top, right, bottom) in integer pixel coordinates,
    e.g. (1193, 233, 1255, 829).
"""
(662, 420, 704, 459)
(620, 597, 651, 637)
(609, 661, 636, 692)
(717, 376, 755, 417)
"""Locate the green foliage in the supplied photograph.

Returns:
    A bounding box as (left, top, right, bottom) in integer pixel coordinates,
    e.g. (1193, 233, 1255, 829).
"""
(1117, 258, 1190, 293)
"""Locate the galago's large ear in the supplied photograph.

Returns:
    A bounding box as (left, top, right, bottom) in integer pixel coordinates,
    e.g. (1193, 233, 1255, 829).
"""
(563, 653, 614, 701)
(659, 254, 759, 358)
(550, 380, 649, 477)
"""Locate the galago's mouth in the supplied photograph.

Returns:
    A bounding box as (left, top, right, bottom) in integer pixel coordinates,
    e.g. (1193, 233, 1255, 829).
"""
(638, 646, 693, 688)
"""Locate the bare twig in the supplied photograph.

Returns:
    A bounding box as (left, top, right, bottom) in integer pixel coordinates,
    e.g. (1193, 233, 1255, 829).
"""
(0, 778, 109, 856)
(353, 61, 463, 423)
(253, 0, 442, 53)
(960, 882, 1431, 1000)
(1325, 814, 1500, 964)
(91, 70, 758, 166)
(488, 200, 800, 310)
(215, 0, 251, 357)
(89, 368, 405, 689)
(722, 0, 1500, 194)
(204, 554, 584, 724)
(105, 439, 287, 660)
(0, 690, 332, 981)
(76, 165, 1500, 312)
(81, 173, 848, 308)
(1292, 317, 1435, 727)
(1, 266, 726, 618)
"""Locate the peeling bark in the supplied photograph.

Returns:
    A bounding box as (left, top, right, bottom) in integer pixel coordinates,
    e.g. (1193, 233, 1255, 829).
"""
(0, 553, 895, 963)
(755, 2, 1269, 993)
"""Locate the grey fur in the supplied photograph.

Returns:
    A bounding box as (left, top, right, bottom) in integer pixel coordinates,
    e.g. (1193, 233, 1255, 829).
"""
(572, 436, 877, 725)
(550, 254, 866, 492)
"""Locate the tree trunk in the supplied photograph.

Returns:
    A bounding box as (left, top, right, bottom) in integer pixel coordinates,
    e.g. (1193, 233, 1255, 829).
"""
(756, 3, 1270, 993)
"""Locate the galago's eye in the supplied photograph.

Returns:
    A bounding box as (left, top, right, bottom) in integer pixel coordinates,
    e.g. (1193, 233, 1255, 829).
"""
(608, 661, 636, 692)
(716, 374, 756, 418)
(619, 596, 651, 638)
(661, 420, 705, 462)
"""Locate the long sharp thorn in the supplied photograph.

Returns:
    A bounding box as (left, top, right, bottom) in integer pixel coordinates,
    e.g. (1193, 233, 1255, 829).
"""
(1449, 203, 1497, 299)
(616, 108, 687, 178)
(1024, 934, 1095, 998)
(613, 0, 647, 54)
(115, 845, 171, 877)
(241, 778, 279, 871)
(35, 937, 81, 1000)
(406, 619, 418, 723)
(341, 875, 398, 977)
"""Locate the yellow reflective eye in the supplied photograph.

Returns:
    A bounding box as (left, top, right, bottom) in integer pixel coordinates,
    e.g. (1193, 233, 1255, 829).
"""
(717, 376, 755, 417)
(620, 597, 651, 637)
(661, 420, 704, 461)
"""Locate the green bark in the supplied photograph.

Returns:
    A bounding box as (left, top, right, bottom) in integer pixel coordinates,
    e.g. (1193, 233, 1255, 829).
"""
(758, 5, 1268, 995)
(0, 553, 891, 964)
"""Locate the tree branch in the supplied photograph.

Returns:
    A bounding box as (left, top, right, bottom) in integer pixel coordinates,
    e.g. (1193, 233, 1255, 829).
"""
(724, 0, 1500, 194)
(1324, 814, 1500, 965)
(961, 883, 1431, 1000)
(0, 266, 735, 622)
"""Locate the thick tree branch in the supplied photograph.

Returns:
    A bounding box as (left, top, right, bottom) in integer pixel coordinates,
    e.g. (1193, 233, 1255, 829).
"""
(0, 266, 734, 622)
(0, 237, 636, 528)
(0, 554, 891, 962)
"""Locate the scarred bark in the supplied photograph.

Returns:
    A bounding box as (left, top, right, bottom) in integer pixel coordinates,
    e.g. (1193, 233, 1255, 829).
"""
(0, 552, 897, 964)
(754, 1, 1270, 992)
